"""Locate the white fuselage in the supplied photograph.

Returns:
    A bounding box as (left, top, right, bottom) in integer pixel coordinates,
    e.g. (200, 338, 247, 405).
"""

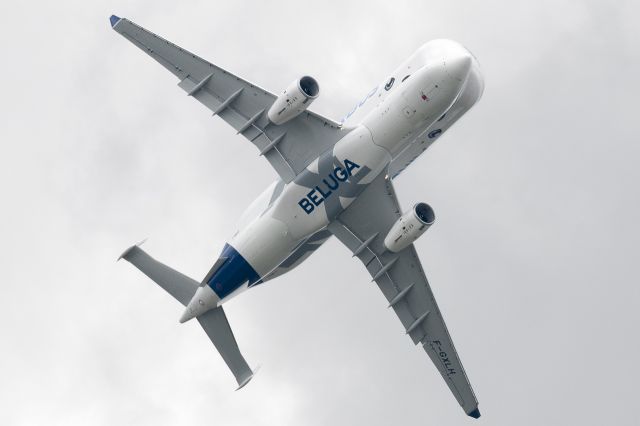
(182, 40, 484, 319)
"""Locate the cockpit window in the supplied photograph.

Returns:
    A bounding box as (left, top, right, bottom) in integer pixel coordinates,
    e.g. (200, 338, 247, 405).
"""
(384, 77, 395, 91)
(401, 74, 411, 82)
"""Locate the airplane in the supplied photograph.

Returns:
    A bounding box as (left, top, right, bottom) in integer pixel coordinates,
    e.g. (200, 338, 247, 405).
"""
(111, 14, 484, 419)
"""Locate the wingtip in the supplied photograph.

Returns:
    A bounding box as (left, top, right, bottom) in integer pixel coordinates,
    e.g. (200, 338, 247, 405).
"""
(235, 365, 260, 391)
(235, 373, 254, 390)
(109, 15, 121, 28)
(117, 238, 147, 262)
(467, 408, 481, 419)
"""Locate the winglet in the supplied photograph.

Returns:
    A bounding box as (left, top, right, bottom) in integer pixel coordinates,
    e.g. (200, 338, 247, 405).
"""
(109, 15, 122, 28)
(235, 373, 254, 391)
(467, 408, 481, 419)
(235, 365, 260, 391)
(117, 238, 147, 261)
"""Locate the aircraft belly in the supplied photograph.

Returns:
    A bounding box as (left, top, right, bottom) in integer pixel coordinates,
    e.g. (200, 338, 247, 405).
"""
(227, 126, 391, 285)
(271, 126, 390, 239)
(261, 229, 332, 282)
(229, 215, 296, 278)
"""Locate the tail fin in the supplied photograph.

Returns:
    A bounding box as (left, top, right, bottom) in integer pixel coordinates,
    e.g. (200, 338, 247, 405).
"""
(119, 243, 255, 388)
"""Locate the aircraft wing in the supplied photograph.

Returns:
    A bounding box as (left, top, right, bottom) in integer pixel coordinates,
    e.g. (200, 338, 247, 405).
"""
(327, 173, 480, 418)
(110, 15, 348, 182)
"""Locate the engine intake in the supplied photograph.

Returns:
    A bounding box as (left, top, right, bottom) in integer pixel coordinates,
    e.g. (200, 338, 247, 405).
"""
(383, 203, 435, 253)
(267, 76, 319, 125)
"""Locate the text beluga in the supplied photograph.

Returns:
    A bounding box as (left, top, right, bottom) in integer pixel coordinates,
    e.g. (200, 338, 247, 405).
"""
(298, 159, 361, 214)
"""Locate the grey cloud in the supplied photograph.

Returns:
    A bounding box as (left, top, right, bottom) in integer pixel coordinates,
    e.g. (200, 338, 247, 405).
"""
(0, 0, 639, 425)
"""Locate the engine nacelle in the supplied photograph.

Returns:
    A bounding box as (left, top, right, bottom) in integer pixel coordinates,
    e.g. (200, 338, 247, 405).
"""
(383, 203, 435, 253)
(267, 76, 319, 125)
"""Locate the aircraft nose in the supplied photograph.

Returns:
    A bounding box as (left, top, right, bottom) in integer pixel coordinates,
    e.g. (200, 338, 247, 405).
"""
(444, 52, 472, 83)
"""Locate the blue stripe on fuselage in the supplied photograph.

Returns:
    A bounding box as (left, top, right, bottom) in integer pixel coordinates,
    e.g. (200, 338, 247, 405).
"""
(206, 244, 260, 299)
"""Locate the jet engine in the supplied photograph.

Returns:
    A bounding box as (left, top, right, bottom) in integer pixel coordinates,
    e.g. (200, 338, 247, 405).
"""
(267, 76, 319, 125)
(383, 203, 435, 253)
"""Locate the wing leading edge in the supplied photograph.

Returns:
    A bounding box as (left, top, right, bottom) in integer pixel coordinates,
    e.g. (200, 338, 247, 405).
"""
(110, 15, 350, 182)
(327, 173, 480, 418)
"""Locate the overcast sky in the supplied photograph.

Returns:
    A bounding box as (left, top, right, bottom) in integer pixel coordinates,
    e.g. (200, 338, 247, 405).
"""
(1, 0, 639, 425)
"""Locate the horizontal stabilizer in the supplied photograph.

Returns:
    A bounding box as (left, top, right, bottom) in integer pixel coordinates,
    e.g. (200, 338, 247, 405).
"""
(119, 244, 197, 306)
(119, 243, 255, 387)
(198, 307, 255, 389)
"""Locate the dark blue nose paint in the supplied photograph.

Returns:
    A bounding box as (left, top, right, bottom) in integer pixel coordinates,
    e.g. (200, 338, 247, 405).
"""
(207, 244, 260, 299)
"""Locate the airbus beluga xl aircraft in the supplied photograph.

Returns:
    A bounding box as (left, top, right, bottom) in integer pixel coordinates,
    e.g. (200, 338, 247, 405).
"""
(111, 15, 484, 418)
